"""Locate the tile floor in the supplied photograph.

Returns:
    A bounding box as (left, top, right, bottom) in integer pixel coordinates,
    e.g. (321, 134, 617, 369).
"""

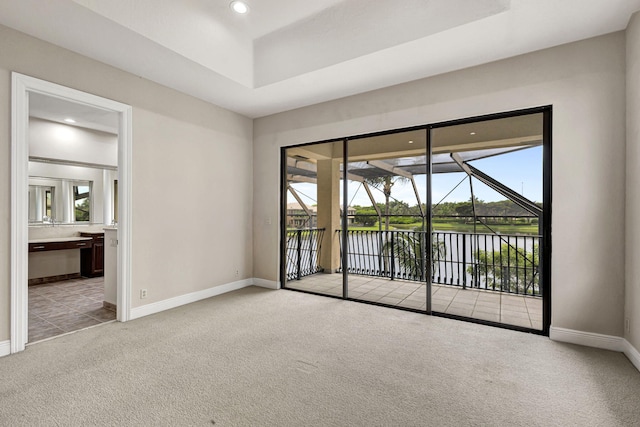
(28, 277, 116, 343)
(286, 273, 543, 330)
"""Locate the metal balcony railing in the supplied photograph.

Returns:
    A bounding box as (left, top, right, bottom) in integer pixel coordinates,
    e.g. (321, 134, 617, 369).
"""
(285, 228, 325, 281)
(337, 230, 542, 297)
(285, 227, 541, 297)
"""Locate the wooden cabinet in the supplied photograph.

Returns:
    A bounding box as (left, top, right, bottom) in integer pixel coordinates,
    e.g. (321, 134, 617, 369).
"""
(29, 239, 91, 252)
(80, 232, 104, 277)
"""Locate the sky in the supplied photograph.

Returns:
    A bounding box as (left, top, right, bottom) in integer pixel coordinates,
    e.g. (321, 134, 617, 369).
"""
(289, 146, 543, 207)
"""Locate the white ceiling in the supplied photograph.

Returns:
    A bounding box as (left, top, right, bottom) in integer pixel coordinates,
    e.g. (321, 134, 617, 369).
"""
(1, 0, 639, 119)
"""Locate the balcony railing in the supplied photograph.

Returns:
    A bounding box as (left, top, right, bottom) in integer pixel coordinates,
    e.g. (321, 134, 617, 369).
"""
(285, 228, 325, 280)
(286, 228, 541, 297)
(337, 230, 541, 297)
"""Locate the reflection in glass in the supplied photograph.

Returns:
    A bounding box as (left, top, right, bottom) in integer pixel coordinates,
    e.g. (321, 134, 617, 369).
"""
(45, 189, 53, 217)
(29, 184, 56, 223)
(74, 184, 91, 222)
(28, 177, 94, 225)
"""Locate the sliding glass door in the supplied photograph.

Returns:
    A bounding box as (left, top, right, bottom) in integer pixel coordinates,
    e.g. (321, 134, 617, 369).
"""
(344, 131, 430, 311)
(429, 112, 547, 331)
(282, 107, 550, 334)
(283, 140, 345, 297)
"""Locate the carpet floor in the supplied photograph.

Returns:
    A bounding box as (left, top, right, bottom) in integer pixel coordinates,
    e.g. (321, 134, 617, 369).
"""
(1, 286, 639, 426)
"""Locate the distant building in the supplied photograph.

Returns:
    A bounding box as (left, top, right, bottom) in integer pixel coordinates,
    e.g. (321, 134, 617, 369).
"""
(286, 203, 356, 228)
(287, 203, 317, 228)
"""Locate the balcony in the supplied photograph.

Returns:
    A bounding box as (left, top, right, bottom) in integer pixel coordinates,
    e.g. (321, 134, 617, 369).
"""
(285, 228, 542, 330)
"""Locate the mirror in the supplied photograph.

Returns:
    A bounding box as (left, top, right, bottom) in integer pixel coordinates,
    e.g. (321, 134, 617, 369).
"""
(73, 183, 91, 222)
(28, 177, 93, 224)
(28, 160, 117, 226)
(28, 183, 55, 223)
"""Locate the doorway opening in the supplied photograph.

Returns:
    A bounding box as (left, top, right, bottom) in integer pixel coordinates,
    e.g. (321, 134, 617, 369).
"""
(11, 73, 133, 353)
(281, 107, 551, 335)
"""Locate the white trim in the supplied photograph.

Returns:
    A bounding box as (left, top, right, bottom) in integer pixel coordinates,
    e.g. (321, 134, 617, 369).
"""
(10, 73, 133, 353)
(10, 73, 29, 353)
(0, 340, 10, 358)
(623, 339, 640, 372)
(117, 104, 133, 322)
(253, 278, 280, 289)
(129, 279, 254, 320)
(549, 326, 625, 352)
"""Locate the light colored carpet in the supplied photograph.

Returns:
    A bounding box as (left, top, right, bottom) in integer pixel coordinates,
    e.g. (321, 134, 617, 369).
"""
(1, 286, 639, 426)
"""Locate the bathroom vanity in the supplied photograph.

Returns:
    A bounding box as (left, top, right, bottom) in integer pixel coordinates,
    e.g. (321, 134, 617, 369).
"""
(28, 235, 93, 285)
(28, 230, 106, 284)
(80, 232, 105, 277)
(28, 236, 93, 252)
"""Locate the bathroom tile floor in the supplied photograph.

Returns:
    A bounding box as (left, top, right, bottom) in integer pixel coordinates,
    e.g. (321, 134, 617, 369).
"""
(28, 277, 116, 343)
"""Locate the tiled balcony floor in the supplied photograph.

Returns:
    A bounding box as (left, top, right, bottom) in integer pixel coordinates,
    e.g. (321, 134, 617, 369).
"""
(286, 273, 542, 330)
(28, 277, 116, 343)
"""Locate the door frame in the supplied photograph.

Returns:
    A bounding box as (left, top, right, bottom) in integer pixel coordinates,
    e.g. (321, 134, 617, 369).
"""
(280, 105, 551, 336)
(11, 73, 133, 353)
(427, 106, 552, 335)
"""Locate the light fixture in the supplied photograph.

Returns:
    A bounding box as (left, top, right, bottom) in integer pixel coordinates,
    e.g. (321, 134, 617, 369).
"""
(469, 132, 476, 135)
(408, 140, 414, 144)
(64, 118, 76, 123)
(230, 1, 249, 14)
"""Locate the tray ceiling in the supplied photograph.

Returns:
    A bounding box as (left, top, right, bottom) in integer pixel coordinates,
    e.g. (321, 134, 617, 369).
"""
(0, 0, 638, 118)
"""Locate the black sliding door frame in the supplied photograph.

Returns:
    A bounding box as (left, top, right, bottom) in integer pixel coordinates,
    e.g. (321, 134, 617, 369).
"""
(280, 105, 552, 336)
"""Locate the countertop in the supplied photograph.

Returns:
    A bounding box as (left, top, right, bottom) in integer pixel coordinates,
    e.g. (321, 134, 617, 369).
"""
(28, 237, 93, 244)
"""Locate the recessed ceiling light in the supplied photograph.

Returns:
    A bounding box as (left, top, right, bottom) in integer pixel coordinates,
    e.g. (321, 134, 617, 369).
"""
(64, 118, 76, 123)
(230, 1, 249, 14)
(469, 132, 476, 135)
(408, 140, 414, 144)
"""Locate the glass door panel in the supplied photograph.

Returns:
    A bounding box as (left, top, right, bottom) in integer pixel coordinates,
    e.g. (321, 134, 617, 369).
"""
(430, 113, 544, 331)
(345, 131, 429, 311)
(284, 141, 344, 297)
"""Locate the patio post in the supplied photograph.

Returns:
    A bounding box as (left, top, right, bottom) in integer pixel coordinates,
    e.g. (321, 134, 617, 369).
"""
(317, 158, 342, 273)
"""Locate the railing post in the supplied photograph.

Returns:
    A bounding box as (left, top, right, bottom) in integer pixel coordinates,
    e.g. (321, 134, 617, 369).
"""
(421, 231, 426, 283)
(296, 229, 302, 280)
(378, 230, 383, 276)
(390, 232, 395, 280)
(462, 234, 466, 290)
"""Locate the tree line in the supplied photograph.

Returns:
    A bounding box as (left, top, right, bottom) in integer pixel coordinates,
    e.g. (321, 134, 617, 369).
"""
(352, 198, 540, 226)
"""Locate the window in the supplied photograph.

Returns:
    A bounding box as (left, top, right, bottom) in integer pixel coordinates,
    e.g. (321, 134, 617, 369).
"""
(73, 183, 91, 222)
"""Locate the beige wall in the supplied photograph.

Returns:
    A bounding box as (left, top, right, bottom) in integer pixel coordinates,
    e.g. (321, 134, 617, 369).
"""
(0, 24, 253, 342)
(626, 12, 640, 351)
(254, 32, 627, 337)
(0, 20, 634, 346)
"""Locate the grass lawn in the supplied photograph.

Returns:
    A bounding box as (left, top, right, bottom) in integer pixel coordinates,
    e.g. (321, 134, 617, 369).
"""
(431, 221, 539, 235)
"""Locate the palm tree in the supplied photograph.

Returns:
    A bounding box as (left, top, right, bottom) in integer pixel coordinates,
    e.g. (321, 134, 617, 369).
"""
(365, 175, 409, 230)
(381, 232, 446, 281)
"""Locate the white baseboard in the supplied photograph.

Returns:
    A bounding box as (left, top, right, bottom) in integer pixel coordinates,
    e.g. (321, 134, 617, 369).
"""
(623, 339, 640, 372)
(0, 340, 10, 358)
(549, 326, 625, 352)
(130, 278, 254, 320)
(549, 327, 640, 373)
(253, 278, 280, 289)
